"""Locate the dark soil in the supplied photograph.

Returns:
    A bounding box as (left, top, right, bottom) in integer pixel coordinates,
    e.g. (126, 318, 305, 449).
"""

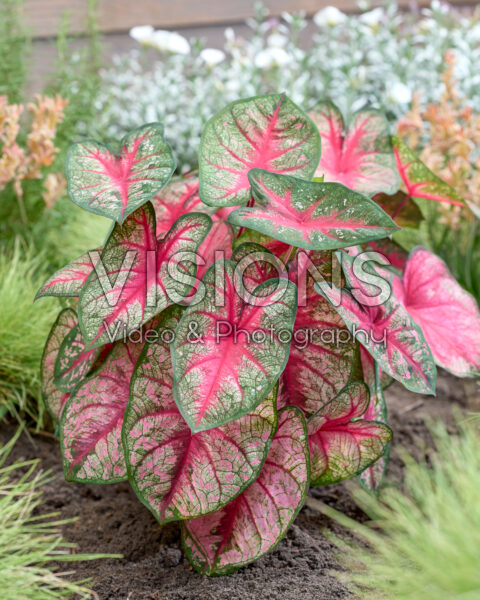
(1, 372, 474, 600)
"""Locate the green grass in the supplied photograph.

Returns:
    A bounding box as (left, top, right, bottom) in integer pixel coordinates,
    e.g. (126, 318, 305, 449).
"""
(315, 413, 480, 599)
(0, 427, 120, 599)
(0, 244, 62, 425)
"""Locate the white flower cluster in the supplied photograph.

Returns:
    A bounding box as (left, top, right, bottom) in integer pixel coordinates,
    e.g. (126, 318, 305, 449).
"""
(95, 2, 480, 170)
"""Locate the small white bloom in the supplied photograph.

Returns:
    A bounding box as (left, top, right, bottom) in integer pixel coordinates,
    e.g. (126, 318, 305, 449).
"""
(359, 7, 384, 26)
(129, 25, 155, 45)
(254, 47, 291, 69)
(313, 6, 347, 27)
(267, 33, 289, 47)
(200, 48, 226, 66)
(388, 81, 412, 105)
(224, 27, 235, 42)
(167, 32, 190, 55)
(152, 30, 190, 55)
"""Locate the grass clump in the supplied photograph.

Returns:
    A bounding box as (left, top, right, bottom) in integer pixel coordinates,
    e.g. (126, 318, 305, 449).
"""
(317, 414, 480, 599)
(0, 245, 62, 425)
(0, 427, 120, 599)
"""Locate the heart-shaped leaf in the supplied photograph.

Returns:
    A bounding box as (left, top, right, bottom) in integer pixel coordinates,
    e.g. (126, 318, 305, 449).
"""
(196, 220, 234, 282)
(79, 202, 211, 348)
(124, 306, 277, 523)
(66, 123, 176, 223)
(41, 309, 77, 422)
(53, 323, 105, 393)
(151, 175, 215, 236)
(308, 381, 392, 485)
(61, 329, 150, 483)
(199, 93, 321, 207)
(172, 259, 297, 432)
(315, 252, 437, 394)
(281, 251, 356, 415)
(231, 242, 286, 296)
(373, 190, 423, 229)
(310, 102, 399, 196)
(182, 406, 310, 575)
(365, 238, 408, 272)
(228, 170, 399, 250)
(357, 350, 390, 492)
(393, 247, 480, 377)
(35, 249, 100, 300)
(392, 137, 465, 207)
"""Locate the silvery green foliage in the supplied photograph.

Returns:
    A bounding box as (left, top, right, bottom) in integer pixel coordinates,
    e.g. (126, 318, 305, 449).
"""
(95, 1, 480, 170)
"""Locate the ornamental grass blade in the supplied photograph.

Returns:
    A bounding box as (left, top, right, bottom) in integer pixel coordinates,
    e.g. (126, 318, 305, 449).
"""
(60, 329, 150, 483)
(308, 381, 392, 485)
(315, 252, 437, 394)
(79, 202, 211, 348)
(66, 123, 176, 223)
(228, 170, 399, 251)
(41, 309, 77, 422)
(172, 260, 297, 432)
(151, 175, 215, 236)
(392, 137, 465, 207)
(281, 250, 356, 415)
(199, 93, 321, 207)
(310, 102, 399, 196)
(182, 406, 310, 575)
(124, 305, 277, 523)
(35, 249, 100, 300)
(393, 247, 480, 377)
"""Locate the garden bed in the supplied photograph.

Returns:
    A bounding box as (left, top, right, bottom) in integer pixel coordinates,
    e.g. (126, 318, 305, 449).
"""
(1, 371, 470, 600)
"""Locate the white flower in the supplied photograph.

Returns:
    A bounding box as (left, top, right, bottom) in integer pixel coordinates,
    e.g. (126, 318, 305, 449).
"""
(200, 48, 226, 66)
(388, 81, 412, 105)
(224, 27, 235, 43)
(359, 7, 384, 27)
(152, 30, 190, 55)
(129, 25, 155, 45)
(313, 7, 347, 27)
(254, 47, 291, 69)
(267, 33, 289, 47)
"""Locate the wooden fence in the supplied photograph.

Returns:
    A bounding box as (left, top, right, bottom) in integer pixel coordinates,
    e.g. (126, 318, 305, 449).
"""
(24, 0, 476, 38)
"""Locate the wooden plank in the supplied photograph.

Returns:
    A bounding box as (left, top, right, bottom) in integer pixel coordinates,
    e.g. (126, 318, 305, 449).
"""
(23, 0, 475, 39)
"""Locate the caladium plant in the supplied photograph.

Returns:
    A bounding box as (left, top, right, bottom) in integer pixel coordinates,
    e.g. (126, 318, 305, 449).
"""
(37, 94, 479, 575)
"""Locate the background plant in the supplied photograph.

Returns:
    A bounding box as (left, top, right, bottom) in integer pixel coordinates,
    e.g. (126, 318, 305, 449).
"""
(96, 1, 480, 171)
(0, 427, 120, 600)
(316, 414, 480, 600)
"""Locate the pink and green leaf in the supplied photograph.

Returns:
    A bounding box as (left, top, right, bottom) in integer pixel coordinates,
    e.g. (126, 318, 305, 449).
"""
(392, 136, 465, 207)
(35, 249, 101, 300)
(124, 305, 277, 523)
(315, 252, 437, 394)
(172, 260, 298, 432)
(281, 250, 356, 414)
(66, 123, 176, 224)
(199, 93, 321, 207)
(53, 323, 104, 393)
(78, 202, 211, 348)
(228, 170, 399, 251)
(152, 175, 215, 236)
(182, 406, 310, 575)
(373, 190, 423, 229)
(61, 333, 146, 483)
(308, 381, 392, 485)
(231, 242, 286, 296)
(393, 247, 480, 377)
(41, 309, 77, 422)
(365, 238, 408, 272)
(310, 102, 399, 196)
(196, 219, 234, 282)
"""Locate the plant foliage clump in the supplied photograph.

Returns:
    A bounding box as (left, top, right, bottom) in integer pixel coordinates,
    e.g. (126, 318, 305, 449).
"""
(37, 93, 480, 573)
